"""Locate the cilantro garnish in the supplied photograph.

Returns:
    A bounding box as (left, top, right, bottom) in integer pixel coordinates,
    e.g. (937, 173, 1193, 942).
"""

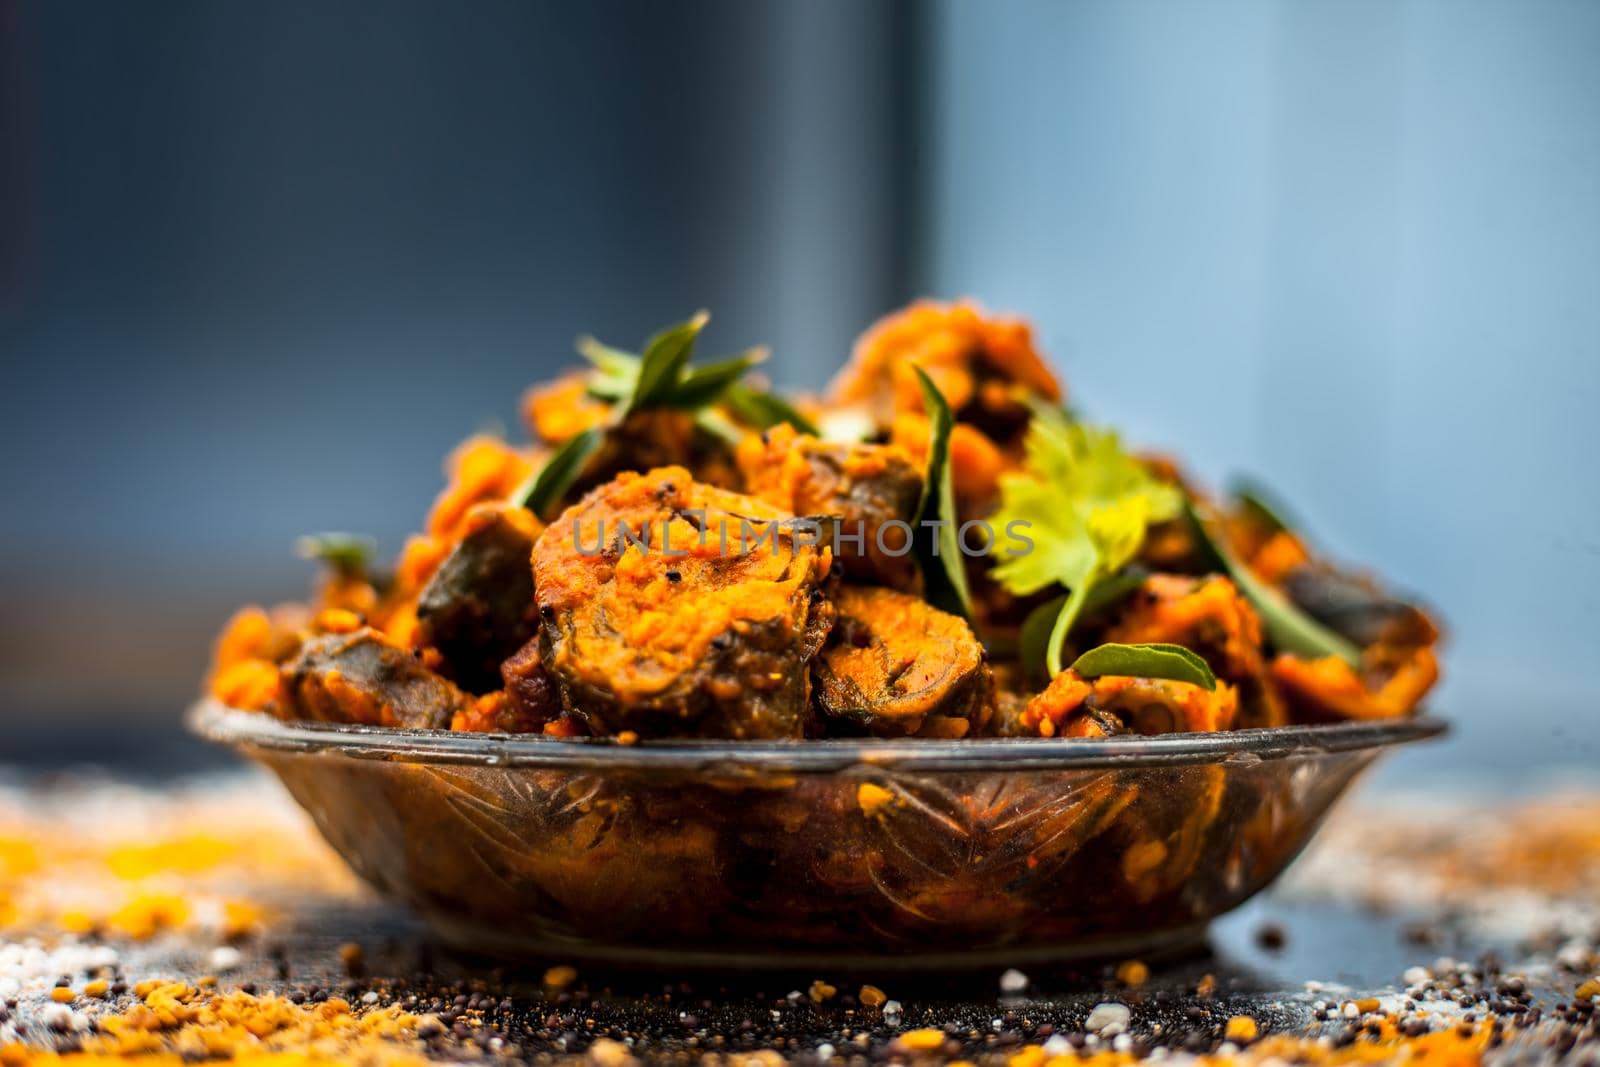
(989, 406, 1181, 675)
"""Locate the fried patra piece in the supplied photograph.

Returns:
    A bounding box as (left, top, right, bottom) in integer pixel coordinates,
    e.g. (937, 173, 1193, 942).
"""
(1007, 670, 1239, 738)
(1272, 646, 1439, 722)
(208, 604, 309, 715)
(812, 586, 995, 737)
(522, 375, 739, 495)
(1224, 494, 1440, 650)
(1280, 563, 1440, 651)
(522, 371, 611, 447)
(533, 467, 834, 739)
(1102, 573, 1287, 728)
(736, 423, 923, 590)
(839, 302, 1063, 518)
(284, 628, 471, 729)
(831, 300, 1061, 442)
(415, 503, 541, 693)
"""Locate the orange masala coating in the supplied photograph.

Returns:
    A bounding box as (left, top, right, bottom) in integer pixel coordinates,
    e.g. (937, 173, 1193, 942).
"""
(532, 467, 834, 739)
(1014, 669, 1239, 738)
(811, 585, 995, 737)
(1103, 573, 1286, 728)
(831, 300, 1061, 425)
(736, 423, 924, 590)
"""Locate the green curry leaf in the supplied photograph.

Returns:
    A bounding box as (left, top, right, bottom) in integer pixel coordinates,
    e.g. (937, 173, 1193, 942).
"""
(668, 348, 769, 410)
(625, 311, 710, 414)
(910, 367, 973, 619)
(1183, 500, 1362, 666)
(512, 427, 606, 520)
(1069, 642, 1218, 690)
(722, 383, 820, 436)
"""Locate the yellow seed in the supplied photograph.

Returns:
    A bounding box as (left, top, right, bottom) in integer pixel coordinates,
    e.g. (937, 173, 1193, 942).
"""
(50, 987, 75, 1003)
(83, 979, 109, 998)
(544, 964, 578, 989)
(1115, 959, 1149, 987)
(1007, 1047, 1048, 1067)
(1225, 1015, 1258, 1043)
(859, 984, 887, 1008)
(897, 1028, 945, 1052)
(1576, 978, 1600, 1000)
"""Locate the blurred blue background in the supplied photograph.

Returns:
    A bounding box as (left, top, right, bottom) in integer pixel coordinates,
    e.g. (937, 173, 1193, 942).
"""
(2, 0, 1595, 775)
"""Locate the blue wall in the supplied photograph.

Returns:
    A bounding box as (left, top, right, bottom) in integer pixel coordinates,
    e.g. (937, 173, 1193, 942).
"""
(923, 0, 1600, 773)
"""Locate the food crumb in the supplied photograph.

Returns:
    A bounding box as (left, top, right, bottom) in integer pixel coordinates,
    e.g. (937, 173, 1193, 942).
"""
(337, 941, 365, 977)
(1224, 1015, 1258, 1043)
(856, 782, 895, 816)
(1114, 959, 1149, 987)
(999, 968, 1029, 994)
(894, 1027, 945, 1052)
(207, 944, 243, 972)
(808, 980, 837, 1004)
(544, 964, 579, 990)
(859, 984, 887, 1008)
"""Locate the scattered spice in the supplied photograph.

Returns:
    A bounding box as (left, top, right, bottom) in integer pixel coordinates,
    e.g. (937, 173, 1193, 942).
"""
(1114, 959, 1149, 987)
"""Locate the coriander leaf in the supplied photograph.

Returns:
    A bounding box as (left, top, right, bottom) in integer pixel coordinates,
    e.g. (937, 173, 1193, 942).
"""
(1021, 567, 1152, 676)
(295, 532, 376, 577)
(1183, 500, 1361, 666)
(512, 427, 605, 520)
(624, 311, 709, 415)
(989, 409, 1181, 675)
(722, 383, 821, 436)
(910, 366, 973, 619)
(1070, 642, 1217, 690)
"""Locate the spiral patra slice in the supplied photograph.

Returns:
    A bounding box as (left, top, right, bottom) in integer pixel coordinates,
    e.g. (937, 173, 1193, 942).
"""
(532, 466, 834, 739)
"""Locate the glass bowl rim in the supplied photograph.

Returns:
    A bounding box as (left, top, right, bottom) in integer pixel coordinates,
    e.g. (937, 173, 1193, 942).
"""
(188, 699, 1446, 773)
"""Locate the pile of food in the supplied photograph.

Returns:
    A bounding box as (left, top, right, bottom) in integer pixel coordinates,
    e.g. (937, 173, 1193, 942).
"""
(208, 301, 1441, 741)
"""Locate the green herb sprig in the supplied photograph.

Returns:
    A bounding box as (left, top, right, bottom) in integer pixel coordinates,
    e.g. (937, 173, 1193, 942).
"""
(1183, 500, 1361, 666)
(988, 405, 1181, 675)
(910, 367, 973, 619)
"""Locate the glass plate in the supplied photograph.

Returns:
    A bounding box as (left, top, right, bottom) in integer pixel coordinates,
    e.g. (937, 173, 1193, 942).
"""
(189, 700, 1444, 968)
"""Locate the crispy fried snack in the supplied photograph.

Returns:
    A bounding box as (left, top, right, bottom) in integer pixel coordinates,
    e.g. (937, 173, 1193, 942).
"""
(284, 628, 472, 729)
(1006, 669, 1239, 738)
(812, 585, 995, 737)
(736, 423, 923, 590)
(532, 467, 835, 738)
(1102, 573, 1286, 728)
(415, 503, 541, 693)
(831, 300, 1060, 438)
